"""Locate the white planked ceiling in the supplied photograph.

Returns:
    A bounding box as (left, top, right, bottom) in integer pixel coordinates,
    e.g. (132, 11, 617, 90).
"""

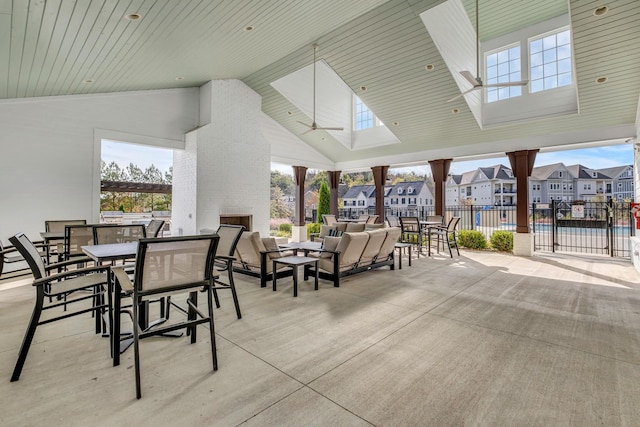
(1, 0, 639, 170)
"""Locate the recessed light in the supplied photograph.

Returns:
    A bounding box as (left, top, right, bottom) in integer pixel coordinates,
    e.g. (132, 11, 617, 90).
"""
(360, 86, 367, 92)
(243, 25, 254, 32)
(321, 137, 326, 141)
(451, 108, 460, 114)
(392, 121, 399, 126)
(82, 79, 94, 84)
(124, 13, 141, 21)
(593, 6, 608, 16)
(425, 64, 435, 71)
(287, 111, 293, 115)
(175, 76, 184, 81)
(595, 76, 608, 84)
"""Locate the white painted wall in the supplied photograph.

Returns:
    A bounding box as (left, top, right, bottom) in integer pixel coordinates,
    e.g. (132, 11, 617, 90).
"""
(172, 80, 270, 237)
(0, 89, 198, 244)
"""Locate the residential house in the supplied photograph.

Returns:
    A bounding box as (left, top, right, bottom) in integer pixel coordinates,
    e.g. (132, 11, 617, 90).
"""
(566, 164, 610, 202)
(446, 165, 516, 206)
(386, 181, 434, 215)
(598, 165, 634, 202)
(529, 163, 574, 204)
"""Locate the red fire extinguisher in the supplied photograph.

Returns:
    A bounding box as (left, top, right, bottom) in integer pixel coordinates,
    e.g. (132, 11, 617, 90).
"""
(631, 203, 640, 229)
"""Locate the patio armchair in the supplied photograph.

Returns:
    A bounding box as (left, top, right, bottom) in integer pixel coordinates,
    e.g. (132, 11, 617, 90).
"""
(427, 216, 461, 258)
(366, 214, 379, 224)
(1, 239, 46, 279)
(386, 215, 400, 227)
(8, 232, 109, 382)
(356, 214, 370, 223)
(233, 232, 294, 287)
(322, 214, 337, 225)
(110, 235, 220, 399)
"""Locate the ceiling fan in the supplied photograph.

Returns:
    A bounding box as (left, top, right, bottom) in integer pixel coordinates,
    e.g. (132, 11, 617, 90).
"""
(297, 44, 344, 134)
(447, 0, 528, 103)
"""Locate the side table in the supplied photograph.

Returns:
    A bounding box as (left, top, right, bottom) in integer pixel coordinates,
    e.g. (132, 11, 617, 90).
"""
(394, 242, 412, 269)
(273, 256, 319, 297)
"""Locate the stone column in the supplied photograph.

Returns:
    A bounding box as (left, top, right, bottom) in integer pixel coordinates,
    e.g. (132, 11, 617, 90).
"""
(507, 149, 538, 256)
(328, 170, 341, 216)
(371, 166, 389, 224)
(292, 165, 308, 242)
(428, 159, 452, 216)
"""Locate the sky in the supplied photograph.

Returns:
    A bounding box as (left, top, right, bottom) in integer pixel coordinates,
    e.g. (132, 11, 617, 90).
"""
(102, 140, 633, 178)
(102, 140, 173, 174)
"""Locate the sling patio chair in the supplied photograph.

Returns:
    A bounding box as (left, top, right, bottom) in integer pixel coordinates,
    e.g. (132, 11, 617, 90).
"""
(110, 234, 220, 399)
(145, 219, 165, 238)
(210, 224, 244, 319)
(427, 216, 461, 258)
(8, 232, 109, 382)
(399, 216, 427, 257)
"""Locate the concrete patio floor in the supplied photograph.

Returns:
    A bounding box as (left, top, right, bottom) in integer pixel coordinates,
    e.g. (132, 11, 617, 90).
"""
(2, 249, 640, 426)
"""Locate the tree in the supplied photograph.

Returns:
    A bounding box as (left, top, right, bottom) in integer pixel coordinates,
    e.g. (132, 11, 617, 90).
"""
(317, 180, 330, 223)
(270, 187, 291, 219)
(271, 170, 294, 195)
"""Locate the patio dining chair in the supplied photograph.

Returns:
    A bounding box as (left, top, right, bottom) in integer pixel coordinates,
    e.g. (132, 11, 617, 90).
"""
(427, 216, 461, 258)
(8, 232, 109, 382)
(110, 234, 220, 399)
(145, 219, 165, 238)
(93, 224, 146, 245)
(399, 216, 426, 257)
(210, 224, 244, 319)
(45, 219, 87, 262)
(61, 224, 96, 264)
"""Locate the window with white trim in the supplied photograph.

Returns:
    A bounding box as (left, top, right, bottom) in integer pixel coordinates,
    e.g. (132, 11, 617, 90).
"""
(486, 44, 522, 103)
(354, 97, 383, 130)
(529, 28, 572, 93)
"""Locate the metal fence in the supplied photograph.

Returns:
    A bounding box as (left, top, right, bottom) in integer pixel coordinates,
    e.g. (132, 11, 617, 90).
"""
(308, 201, 633, 258)
(531, 200, 632, 258)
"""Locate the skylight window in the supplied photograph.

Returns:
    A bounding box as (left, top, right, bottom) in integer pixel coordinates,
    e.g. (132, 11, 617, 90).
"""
(485, 44, 522, 103)
(354, 96, 383, 131)
(529, 28, 572, 93)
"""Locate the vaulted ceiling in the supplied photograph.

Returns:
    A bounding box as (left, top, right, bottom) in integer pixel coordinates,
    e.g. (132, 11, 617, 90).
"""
(2, 0, 638, 170)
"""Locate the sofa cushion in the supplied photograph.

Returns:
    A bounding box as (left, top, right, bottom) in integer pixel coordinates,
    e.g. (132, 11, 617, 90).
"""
(235, 232, 262, 267)
(345, 222, 366, 232)
(320, 236, 340, 258)
(262, 237, 282, 260)
(335, 222, 348, 232)
(378, 227, 402, 260)
(358, 228, 387, 265)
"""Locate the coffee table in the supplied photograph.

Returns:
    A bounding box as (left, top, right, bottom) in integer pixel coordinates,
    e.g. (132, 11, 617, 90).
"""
(272, 255, 319, 297)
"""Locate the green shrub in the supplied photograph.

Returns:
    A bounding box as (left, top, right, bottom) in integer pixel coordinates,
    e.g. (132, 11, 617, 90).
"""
(457, 230, 487, 249)
(306, 222, 321, 237)
(490, 230, 513, 252)
(279, 223, 292, 234)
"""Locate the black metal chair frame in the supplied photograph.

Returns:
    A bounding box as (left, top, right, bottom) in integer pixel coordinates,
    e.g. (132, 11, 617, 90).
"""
(8, 232, 109, 382)
(427, 216, 461, 258)
(210, 224, 244, 319)
(145, 219, 165, 238)
(399, 216, 427, 257)
(110, 234, 220, 399)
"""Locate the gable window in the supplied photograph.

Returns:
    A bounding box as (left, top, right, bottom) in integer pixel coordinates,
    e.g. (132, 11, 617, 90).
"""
(354, 97, 384, 131)
(529, 28, 572, 93)
(486, 44, 522, 103)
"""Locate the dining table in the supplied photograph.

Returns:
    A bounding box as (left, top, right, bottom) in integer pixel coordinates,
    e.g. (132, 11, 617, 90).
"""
(82, 242, 139, 366)
(39, 231, 64, 263)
